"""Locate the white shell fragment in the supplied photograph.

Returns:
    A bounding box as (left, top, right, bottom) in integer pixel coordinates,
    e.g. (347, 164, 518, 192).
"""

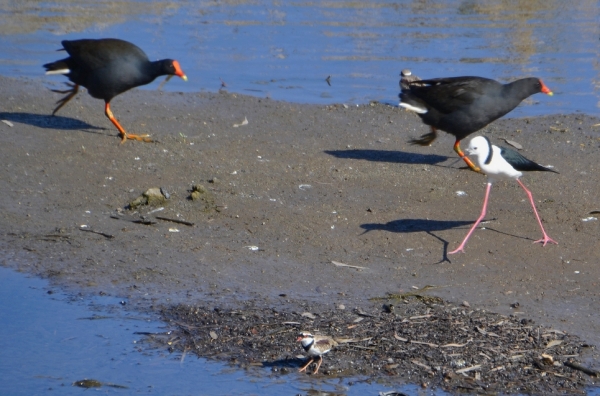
(546, 340, 563, 349)
(233, 116, 248, 128)
(331, 261, 367, 270)
(2, 120, 14, 127)
(301, 312, 316, 319)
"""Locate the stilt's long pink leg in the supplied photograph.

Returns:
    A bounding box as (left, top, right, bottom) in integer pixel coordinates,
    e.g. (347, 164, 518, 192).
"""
(516, 179, 558, 246)
(449, 182, 492, 254)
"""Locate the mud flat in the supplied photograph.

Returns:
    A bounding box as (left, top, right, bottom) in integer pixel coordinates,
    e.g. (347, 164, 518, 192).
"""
(1, 76, 599, 392)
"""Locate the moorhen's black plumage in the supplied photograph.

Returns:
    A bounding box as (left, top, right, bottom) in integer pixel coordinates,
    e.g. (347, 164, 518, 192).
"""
(44, 38, 187, 143)
(399, 76, 553, 172)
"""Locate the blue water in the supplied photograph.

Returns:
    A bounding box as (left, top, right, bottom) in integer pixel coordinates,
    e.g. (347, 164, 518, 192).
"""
(0, 266, 435, 395)
(0, 1, 598, 116)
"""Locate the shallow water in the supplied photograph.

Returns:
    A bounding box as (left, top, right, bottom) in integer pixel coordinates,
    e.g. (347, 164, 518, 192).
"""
(0, 1, 599, 116)
(0, 265, 437, 395)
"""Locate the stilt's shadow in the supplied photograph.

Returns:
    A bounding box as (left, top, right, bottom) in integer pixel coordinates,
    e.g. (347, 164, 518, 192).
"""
(0, 112, 106, 134)
(360, 218, 474, 263)
(324, 149, 448, 166)
(361, 218, 472, 233)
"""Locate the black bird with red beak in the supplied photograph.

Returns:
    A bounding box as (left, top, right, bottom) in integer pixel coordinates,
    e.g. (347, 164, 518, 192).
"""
(44, 38, 187, 143)
(399, 76, 553, 172)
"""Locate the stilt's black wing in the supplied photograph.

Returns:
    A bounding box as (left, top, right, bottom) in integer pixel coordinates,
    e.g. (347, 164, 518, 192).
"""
(499, 146, 558, 173)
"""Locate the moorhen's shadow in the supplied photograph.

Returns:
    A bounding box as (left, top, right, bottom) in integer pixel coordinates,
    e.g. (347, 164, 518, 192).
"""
(0, 112, 105, 133)
(360, 218, 475, 263)
(324, 149, 448, 166)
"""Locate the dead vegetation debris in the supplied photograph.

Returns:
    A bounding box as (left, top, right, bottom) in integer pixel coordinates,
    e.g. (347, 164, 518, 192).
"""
(151, 298, 597, 394)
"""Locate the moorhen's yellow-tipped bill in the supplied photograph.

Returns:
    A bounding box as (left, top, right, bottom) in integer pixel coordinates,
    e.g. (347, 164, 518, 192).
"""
(539, 80, 553, 96)
(43, 38, 187, 143)
(172, 60, 187, 81)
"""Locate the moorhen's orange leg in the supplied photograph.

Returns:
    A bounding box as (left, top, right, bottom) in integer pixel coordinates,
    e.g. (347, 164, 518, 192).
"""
(104, 102, 153, 143)
(50, 83, 79, 115)
(298, 357, 314, 373)
(454, 139, 481, 173)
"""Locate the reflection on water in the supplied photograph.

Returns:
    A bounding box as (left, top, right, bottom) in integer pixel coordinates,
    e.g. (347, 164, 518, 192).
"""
(0, 0, 181, 35)
(0, 1, 598, 115)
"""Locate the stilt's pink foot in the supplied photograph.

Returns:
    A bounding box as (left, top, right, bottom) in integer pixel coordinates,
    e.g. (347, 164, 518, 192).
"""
(533, 236, 558, 246)
(448, 247, 465, 255)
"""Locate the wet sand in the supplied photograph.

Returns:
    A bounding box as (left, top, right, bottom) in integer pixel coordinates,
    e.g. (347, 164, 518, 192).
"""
(1, 75, 600, 384)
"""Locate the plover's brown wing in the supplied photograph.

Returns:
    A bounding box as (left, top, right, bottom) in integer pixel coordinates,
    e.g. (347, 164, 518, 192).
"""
(314, 337, 337, 351)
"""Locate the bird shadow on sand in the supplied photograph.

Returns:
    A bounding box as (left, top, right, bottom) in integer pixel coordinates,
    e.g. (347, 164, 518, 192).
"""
(324, 149, 449, 166)
(261, 357, 305, 370)
(360, 218, 475, 263)
(0, 112, 107, 135)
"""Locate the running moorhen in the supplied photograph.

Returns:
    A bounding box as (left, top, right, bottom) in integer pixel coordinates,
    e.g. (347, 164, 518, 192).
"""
(399, 76, 553, 172)
(44, 38, 187, 143)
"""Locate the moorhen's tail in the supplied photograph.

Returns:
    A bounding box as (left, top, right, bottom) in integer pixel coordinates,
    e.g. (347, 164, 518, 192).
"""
(43, 60, 70, 75)
(44, 58, 79, 116)
(400, 91, 438, 146)
(399, 91, 428, 114)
